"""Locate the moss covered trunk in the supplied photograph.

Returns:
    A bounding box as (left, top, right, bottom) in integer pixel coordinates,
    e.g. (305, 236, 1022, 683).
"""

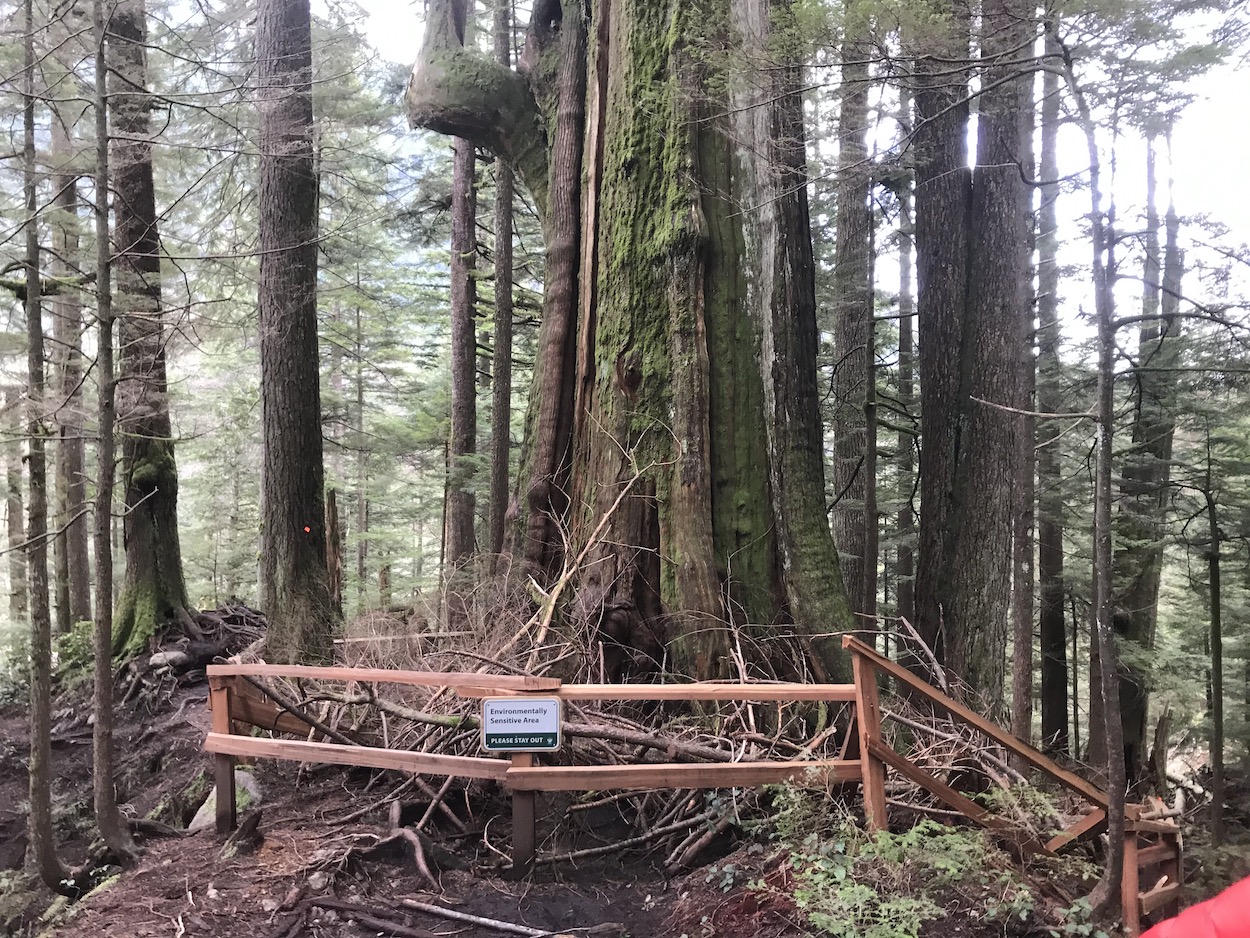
(110, 0, 194, 659)
(408, 0, 854, 680)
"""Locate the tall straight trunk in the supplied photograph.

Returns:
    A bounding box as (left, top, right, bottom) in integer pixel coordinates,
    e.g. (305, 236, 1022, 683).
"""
(6, 390, 27, 625)
(1061, 40, 1126, 908)
(913, 1, 971, 671)
(445, 133, 478, 577)
(257, 0, 336, 662)
(50, 106, 93, 633)
(830, 22, 873, 620)
(1091, 136, 1183, 779)
(488, 0, 514, 567)
(1012, 69, 1037, 748)
(1204, 443, 1224, 846)
(896, 175, 915, 629)
(354, 304, 367, 615)
(914, 0, 1024, 711)
(109, 0, 194, 658)
(24, 0, 71, 886)
(91, 5, 133, 856)
(1036, 25, 1068, 754)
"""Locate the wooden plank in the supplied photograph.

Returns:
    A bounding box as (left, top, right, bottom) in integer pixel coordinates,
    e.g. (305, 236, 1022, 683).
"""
(456, 683, 858, 702)
(203, 732, 509, 781)
(504, 759, 862, 792)
(853, 654, 888, 832)
(1125, 817, 1181, 834)
(1122, 834, 1141, 936)
(510, 753, 535, 878)
(1045, 809, 1107, 853)
(206, 663, 560, 691)
(230, 690, 323, 739)
(842, 636, 1108, 809)
(208, 682, 237, 835)
(1137, 841, 1178, 868)
(1139, 880, 1180, 918)
(866, 738, 1052, 857)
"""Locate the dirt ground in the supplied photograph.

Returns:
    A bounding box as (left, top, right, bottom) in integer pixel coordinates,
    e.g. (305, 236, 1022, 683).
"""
(0, 669, 814, 938)
(1, 660, 1223, 938)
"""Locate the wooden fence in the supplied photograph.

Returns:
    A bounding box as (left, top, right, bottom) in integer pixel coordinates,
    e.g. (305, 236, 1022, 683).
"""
(203, 635, 1181, 934)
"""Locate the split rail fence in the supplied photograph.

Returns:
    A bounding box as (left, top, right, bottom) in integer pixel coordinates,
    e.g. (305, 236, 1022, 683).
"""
(203, 634, 1180, 935)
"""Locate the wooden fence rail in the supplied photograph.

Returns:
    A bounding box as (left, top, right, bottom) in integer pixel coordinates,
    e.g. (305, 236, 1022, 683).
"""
(202, 644, 1181, 933)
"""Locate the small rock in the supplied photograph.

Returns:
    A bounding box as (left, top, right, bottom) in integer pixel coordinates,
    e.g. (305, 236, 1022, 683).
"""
(307, 871, 329, 892)
(188, 769, 264, 833)
(260, 898, 280, 913)
(206, 887, 220, 901)
(149, 650, 191, 670)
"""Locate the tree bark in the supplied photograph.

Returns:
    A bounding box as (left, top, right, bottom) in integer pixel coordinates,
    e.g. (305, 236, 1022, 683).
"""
(1060, 36, 1126, 908)
(257, 0, 337, 662)
(895, 134, 915, 630)
(91, 3, 134, 857)
(109, 0, 195, 659)
(1036, 24, 1068, 755)
(1204, 439, 1224, 846)
(25, 0, 71, 885)
(1089, 136, 1183, 780)
(914, 0, 1025, 711)
(407, 0, 854, 681)
(487, 0, 515, 568)
(830, 19, 873, 620)
(50, 107, 92, 635)
(1012, 66, 1037, 750)
(6, 389, 27, 627)
(445, 132, 478, 595)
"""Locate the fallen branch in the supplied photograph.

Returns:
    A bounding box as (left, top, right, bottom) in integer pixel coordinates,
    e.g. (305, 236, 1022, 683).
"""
(399, 898, 553, 937)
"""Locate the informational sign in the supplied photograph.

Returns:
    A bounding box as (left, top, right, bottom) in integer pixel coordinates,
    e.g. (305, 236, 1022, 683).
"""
(481, 697, 563, 752)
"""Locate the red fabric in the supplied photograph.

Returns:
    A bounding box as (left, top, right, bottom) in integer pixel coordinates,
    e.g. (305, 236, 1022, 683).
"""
(1142, 876, 1250, 938)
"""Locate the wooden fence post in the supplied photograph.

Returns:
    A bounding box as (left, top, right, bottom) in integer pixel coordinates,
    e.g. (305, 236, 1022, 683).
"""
(209, 677, 237, 835)
(1122, 825, 1141, 937)
(851, 652, 888, 832)
(510, 752, 536, 877)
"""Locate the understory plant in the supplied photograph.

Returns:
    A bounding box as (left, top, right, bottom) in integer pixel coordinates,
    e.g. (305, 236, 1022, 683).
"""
(764, 785, 1037, 938)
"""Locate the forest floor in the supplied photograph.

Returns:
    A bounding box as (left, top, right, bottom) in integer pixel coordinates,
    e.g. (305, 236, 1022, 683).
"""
(0, 669, 807, 938)
(1, 653, 1239, 938)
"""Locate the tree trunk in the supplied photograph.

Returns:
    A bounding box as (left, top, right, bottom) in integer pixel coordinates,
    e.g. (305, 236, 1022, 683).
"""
(1089, 136, 1183, 780)
(914, 0, 1024, 711)
(50, 103, 92, 634)
(6, 389, 27, 627)
(91, 5, 134, 856)
(24, 0, 71, 884)
(326, 488, 343, 615)
(407, 0, 854, 681)
(1204, 441, 1224, 846)
(446, 133, 478, 574)
(1061, 39, 1127, 909)
(830, 20, 873, 620)
(1036, 24, 1068, 754)
(109, 0, 195, 659)
(1011, 71, 1037, 750)
(257, 0, 336, 662)
(354, 305, 367, 616)
(895, 153, 915, 630)
(487, 0, 514, 568)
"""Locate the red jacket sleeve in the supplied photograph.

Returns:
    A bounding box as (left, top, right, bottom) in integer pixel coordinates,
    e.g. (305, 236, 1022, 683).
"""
(1142, 876, 1250, 938)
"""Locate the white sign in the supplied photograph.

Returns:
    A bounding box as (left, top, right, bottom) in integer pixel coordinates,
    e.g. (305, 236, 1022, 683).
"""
(481, 697, 563, 752)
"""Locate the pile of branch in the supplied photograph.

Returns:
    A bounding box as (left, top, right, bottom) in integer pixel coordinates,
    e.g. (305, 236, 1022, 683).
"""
(233, 619, 855, 873)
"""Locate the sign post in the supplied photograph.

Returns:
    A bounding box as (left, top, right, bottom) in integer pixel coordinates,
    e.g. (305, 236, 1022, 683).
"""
(481, 697, 562, 875)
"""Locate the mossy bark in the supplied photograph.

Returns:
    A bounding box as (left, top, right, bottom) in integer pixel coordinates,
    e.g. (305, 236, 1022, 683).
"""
(109, 0, 195, 660)
(408, 0, 854, 681)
